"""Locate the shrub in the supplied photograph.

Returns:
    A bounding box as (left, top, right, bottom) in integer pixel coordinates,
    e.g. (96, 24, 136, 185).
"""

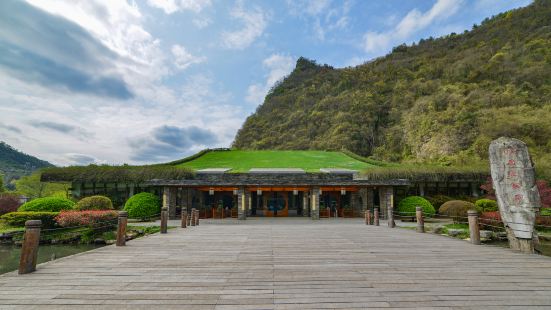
(397, 196, 435, 217)
(479, 211, 503, 231)
(0, 212, 59, 228)
(18, 197, 75, 212)
(55, 210, 118, 228)
(540, 208, 551, 216)
(439, 200, 481, 221)
(0, 193, 21, 216)
(75, 195, 114, 211)
(475, 199, 498, 212)
(425, 195, 453, 212)
(123, 192, 160, 220)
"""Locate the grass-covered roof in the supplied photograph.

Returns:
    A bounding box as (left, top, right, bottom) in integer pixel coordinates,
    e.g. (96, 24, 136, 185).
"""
(40, 149, 489, 183)
(174, 149, 374, 172)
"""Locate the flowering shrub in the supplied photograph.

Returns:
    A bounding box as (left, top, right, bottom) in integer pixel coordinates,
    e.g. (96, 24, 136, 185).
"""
(55, 210, 118, 228)
(0, 194, 21, 216)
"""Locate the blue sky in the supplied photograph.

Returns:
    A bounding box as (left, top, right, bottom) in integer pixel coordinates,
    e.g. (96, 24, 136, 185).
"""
(0, 0, 531, 166)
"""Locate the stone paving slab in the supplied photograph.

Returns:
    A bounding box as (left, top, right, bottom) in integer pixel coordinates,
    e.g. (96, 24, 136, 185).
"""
(2, 218, 551, 309)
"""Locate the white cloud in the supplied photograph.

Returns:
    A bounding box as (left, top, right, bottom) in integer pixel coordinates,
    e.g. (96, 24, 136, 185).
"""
(246, 54, 295, 105)
(286, 0, 351, 42)
(221, 1, 268, 50)
(147, 0, 212, 14)
(171, 44, 206, 70)
(363, 0, 464, 54)
(0, 1, 241, 165)
(192, 17, 212, 29)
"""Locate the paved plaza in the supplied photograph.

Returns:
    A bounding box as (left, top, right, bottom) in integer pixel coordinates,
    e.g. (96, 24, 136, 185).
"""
(2, 218, 551, 309)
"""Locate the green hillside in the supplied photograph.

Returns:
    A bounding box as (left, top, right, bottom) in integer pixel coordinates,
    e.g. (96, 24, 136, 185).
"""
(175, 150, 374, 172)
(0, 142, 53, 190)
(233, 0, 551, 178)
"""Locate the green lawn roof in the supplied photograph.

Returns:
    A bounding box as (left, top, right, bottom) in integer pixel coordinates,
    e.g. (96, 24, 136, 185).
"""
(174, 150, 375, 173)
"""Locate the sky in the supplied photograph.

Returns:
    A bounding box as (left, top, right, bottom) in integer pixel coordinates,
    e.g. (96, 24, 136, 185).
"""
(0, 0, 532, 166)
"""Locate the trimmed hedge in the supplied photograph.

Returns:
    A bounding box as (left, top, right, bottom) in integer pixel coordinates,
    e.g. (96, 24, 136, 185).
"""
(18, 197, 75, 212)
(439, 200, 481, 220)
(75, 195, 113, 211)
(1, 212, 59, 228)
(475, 199, 498, 212)
(123, 192, 160, 220)
(397, 196, 435, 216)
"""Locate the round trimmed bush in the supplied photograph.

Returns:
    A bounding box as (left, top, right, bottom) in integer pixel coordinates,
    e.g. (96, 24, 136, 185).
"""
(439, 200, 481, 219)
(475, 199, 498, 212)
(397, 196, 435, 217)
(75, 195, 113, 211)
(18, 197, 75, 212)
(426, 195, 453, 212)
(123, 192, 160, 220)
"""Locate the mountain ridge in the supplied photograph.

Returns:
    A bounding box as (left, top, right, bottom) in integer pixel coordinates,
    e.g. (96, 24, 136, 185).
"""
(233, 0, 551, 178)
(0, 141, 53, 190)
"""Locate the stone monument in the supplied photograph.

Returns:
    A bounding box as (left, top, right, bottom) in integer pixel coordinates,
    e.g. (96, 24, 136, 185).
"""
(489, 137, 540, 253)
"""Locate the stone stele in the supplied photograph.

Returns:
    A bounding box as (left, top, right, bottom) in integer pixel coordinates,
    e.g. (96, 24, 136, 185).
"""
(489, 137, 540, 247)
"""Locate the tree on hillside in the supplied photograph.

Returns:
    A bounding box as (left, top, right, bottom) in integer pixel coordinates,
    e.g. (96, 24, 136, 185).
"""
(15, 172, 69, 199)
(0, 174, 5, 193)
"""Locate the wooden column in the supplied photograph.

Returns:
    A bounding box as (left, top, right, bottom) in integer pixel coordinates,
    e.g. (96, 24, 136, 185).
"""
(18, 220, 41, 274)
(374, 209, 379, 226)
(416, 207, 424, 233)
(160, 207, 168, 234)
(191, 208, 196, 226)
(181, 210, 187, 228)
(116, 211, 128, 246)
(237, 188, 247, 220)
(468, 210, 480, 245)
(368, 210, 373, 225)
(169, 187, 177, 219)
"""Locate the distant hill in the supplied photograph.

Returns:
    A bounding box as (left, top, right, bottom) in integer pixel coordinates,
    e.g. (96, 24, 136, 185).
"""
(0, 142, 53, 190)
(233, 0, 551, 178)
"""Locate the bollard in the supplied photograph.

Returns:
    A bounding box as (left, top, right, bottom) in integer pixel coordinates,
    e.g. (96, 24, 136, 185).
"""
(388, 205, 395, 228)
(181, 210, 187, 228)
(116, 211, 128, 246)
(374, 209, 379, 226)
(368, 210, 373, 225)
(468, 210, 481, 245)
(416, 206, 424, 233)
(18, 220, 41, 274)
(364, 210, 369, 225)
(191, 208, 196, 226)
(195, 209, 200, 226)
(160, 207, 168, 234)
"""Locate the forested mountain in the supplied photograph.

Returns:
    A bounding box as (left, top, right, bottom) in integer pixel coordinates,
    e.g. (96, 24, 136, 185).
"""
(233, 0, 551, 172)
(0, 142, 53, 190)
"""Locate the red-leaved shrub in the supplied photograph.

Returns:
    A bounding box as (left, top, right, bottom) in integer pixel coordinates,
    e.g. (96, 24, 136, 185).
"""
(480, 178, 551, 208)
(55, 210, 118, 228)
(479, 211, 503, 231)
(0, 194, 21, 216)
